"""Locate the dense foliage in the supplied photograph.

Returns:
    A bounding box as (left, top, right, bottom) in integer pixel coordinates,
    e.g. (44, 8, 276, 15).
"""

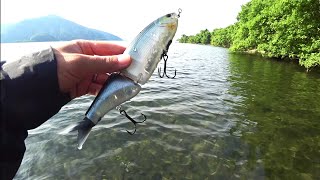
(178, 0, 320, 69)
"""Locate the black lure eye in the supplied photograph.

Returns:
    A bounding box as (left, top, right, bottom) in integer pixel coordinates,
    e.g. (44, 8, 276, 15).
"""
(166, 13, 171, 18)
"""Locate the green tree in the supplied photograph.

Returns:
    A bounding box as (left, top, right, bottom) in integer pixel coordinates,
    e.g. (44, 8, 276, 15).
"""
(179, 0, 320, 69)
(210, 25, 234, 48)
(199, 29, 211, 44)
(231, 0, 320, 69)
(178, 34, 189, 43)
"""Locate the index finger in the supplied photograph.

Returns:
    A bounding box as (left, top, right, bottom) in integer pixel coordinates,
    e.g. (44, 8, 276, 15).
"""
(76, 40, 127, 56)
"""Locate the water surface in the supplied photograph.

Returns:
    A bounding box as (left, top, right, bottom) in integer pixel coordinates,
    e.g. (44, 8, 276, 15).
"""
(4, 43, 319, 179)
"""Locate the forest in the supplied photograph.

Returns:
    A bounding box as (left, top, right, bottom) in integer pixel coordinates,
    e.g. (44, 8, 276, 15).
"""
(178, 0, 320, 69)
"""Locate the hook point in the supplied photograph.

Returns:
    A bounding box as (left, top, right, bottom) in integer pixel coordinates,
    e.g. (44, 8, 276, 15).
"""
(158, 52, 177, 79)
(119, 108, 147, 135)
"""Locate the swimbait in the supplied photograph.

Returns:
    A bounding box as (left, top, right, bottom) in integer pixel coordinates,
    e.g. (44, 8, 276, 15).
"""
(61, 11, 179, 149)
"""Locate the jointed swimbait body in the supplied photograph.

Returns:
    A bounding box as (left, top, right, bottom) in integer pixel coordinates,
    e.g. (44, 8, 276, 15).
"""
(62, 12, 179, 149)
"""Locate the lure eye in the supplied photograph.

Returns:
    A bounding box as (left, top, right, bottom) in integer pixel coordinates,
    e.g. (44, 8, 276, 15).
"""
(166, 13, 171, 18)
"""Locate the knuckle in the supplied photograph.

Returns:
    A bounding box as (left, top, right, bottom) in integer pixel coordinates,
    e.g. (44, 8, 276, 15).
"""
(105, 56, 118, 65)
(73, 40, 84, 48)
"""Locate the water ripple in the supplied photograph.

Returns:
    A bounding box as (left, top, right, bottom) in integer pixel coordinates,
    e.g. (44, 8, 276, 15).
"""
(13, 43, 320, 179)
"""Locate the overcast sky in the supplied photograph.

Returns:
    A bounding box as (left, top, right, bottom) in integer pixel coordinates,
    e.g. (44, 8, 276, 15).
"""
(1, 0, 250, 40)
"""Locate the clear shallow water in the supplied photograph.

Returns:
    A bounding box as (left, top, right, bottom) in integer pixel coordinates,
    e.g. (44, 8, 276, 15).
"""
(4, 43, 319, 179)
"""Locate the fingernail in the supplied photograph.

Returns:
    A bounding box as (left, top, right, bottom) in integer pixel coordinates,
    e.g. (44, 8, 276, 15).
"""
(117, 54, 131, 68)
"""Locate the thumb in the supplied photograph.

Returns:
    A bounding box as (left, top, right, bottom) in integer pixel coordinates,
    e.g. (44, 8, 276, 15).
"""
(79, 54, 132, 74)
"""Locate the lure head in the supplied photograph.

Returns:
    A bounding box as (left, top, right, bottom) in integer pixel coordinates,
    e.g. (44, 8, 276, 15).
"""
(121, 12, 179, 84)
(158, 13, 179, 38)
(161, 13, 179, 26)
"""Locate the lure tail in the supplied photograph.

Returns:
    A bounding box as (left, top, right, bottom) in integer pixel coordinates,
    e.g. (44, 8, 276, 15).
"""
(60, 117, 95, 150)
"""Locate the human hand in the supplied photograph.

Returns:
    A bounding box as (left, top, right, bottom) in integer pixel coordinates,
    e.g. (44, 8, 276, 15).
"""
(53, 40, 131, 99)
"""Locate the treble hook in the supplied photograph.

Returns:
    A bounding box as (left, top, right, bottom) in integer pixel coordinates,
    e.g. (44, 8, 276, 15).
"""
(118, 107, 147, 135)
(158, 53, 177, 78)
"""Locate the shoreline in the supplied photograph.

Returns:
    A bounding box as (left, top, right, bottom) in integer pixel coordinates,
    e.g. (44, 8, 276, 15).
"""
(235, 49, 320, 73)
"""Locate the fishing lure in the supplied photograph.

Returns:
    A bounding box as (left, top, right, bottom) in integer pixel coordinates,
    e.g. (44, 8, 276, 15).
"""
(62, 9, 181, 149)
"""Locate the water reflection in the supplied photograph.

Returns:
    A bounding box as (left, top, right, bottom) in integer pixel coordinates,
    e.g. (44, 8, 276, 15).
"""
(228, 53, 320, 179)
(12, 43, 320, 179)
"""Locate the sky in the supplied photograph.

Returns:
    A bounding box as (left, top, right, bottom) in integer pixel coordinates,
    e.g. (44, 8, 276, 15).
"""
(1, 0, 250, 41)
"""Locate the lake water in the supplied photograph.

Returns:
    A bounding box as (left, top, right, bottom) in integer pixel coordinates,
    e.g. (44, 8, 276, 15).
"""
(2, 42, 319, 179)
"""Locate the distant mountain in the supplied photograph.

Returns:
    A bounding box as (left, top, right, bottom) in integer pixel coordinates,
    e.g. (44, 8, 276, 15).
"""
(0, 15, 122, 43)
